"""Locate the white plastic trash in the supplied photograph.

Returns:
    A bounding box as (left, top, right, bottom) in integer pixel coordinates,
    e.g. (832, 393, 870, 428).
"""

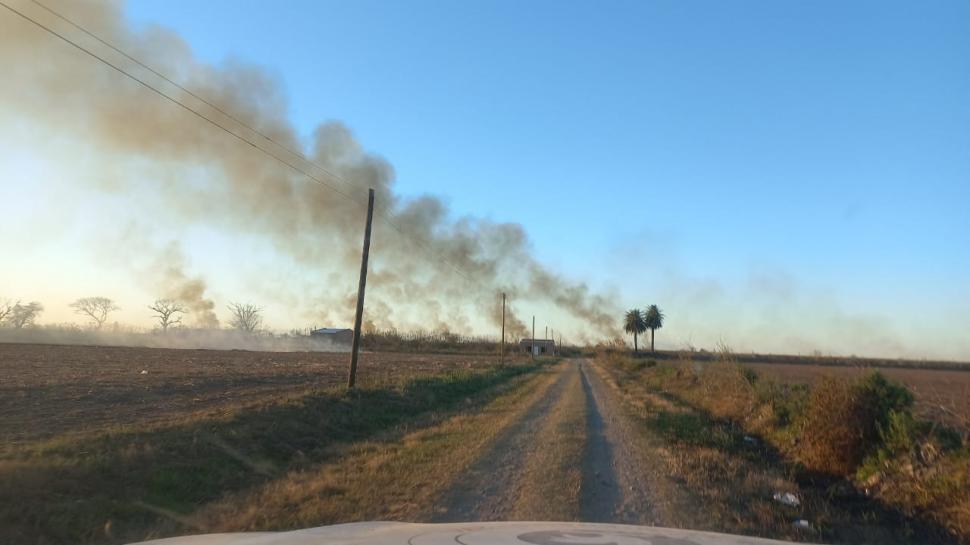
(773, 491, 801, 507)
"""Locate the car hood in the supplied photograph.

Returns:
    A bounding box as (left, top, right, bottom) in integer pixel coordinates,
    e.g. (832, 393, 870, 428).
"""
(131, 521, 813, 545)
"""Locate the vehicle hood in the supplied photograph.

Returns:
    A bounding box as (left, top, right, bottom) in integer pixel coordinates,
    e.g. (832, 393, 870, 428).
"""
(131, 521, 813, 545)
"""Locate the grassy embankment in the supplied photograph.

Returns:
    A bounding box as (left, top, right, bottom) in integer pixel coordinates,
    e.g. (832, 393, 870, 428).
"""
(597, 351, 970, 544)
(0, 358, 558, 545)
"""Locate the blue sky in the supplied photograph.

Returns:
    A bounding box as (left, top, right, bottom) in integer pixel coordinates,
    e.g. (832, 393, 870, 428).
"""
(120, 0, 969, 277)
(1, 1, 968, 357)
(121, 0, 969, 353)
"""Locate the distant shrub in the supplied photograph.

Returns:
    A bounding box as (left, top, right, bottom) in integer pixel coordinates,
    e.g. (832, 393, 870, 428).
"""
(595, 351, 658, 374)
(859, 405, 965, 479)
(856, 372, 915, 430)
(739, 365, 758, 385)
(753, 379, 809, 428)
(361, 329, 501, 355)
(876, 410, 920, 461)
(799, 372, 915, 476)
(696, 363, 757, 422)
(613, 352, 970, 540)
(798, 377, 864, 475)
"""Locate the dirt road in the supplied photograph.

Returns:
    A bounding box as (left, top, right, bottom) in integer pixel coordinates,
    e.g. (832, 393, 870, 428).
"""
(432, 359, 657, 524)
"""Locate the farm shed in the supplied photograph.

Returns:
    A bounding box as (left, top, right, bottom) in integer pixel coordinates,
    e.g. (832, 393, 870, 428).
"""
(310, 328, 354, 346)
(519, 338, 555, 355)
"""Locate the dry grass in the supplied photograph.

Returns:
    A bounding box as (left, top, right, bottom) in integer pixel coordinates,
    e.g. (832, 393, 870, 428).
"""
(798, 376, 873, 476)
(595, 352, 967, 544)
(190, 363, 564, 532)
(748, 362, 970, 432)
(361, 329, 505, 355)
(0, 342, 555, 545)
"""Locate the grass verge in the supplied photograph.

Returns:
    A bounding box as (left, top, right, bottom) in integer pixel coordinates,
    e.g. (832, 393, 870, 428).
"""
(191, 360, 567, 531)
(0, 360, 552, 544)
(594, 353, 968, 544)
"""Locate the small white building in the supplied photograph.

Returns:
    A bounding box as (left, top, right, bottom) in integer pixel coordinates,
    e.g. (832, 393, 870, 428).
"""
(310, 328, 354, 346)
(519, 338, 555, 356)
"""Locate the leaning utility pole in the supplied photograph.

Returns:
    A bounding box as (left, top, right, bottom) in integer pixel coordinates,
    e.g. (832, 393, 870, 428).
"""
(532, 315, 536, 360)
(500, 292, 506, 365)
(347, 188, 375, 388)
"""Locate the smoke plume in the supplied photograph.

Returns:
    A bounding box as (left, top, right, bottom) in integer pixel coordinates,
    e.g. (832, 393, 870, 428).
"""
(153, 243, 220, 328)
(0, 0, 619, 338)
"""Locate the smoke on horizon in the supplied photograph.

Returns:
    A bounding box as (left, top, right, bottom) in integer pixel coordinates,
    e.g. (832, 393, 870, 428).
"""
(0, 0, 620, 339)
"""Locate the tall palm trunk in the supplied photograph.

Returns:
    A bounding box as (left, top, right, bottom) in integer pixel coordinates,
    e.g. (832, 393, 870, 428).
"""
(650, 328, 655, 352)
(633, 331, 638, 353)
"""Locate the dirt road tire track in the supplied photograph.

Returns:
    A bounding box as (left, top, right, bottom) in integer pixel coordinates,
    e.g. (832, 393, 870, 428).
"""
(578, 359, 657, 525)
(432, 359, 658, 524)
(430, 361, 578, 521)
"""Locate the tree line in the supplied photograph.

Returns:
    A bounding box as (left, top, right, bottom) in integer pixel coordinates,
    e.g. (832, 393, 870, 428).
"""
(623, 304, 665, 352)
(0, 296, 265, 333)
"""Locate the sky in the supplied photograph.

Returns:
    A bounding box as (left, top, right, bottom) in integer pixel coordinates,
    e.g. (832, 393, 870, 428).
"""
(1, 0, 968, 358)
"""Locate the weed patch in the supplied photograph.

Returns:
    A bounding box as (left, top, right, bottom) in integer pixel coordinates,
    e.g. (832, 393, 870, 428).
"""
(597, 352, 970, 543)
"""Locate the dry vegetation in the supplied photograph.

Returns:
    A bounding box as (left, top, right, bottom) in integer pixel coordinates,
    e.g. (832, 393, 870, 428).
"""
(746, 362, 970, 431)
(597, 350, 970, 543)
(0, 343, 510, 447)
(360, 329, 501, 354)
(192, 363, 566, 532)
(0, 342, 547, 544)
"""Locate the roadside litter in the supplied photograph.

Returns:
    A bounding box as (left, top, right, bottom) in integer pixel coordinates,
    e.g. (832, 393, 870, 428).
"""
(773, 491, 801, 507)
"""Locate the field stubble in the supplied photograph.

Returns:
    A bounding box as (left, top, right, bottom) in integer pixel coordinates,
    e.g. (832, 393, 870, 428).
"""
(0, 342, 542, 544)
(0, 343, 508, 446)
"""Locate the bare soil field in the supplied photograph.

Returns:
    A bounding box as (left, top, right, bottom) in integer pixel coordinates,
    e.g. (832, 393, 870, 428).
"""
(0, 343, 501, 447)
(4, 344, 967, 545)
(745, 361, 970, 429)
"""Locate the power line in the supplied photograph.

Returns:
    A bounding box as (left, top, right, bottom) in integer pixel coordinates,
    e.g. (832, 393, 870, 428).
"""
(26, 0, 358, 197)
(1, 0, 475, 282)
(0, 0, 361, 205)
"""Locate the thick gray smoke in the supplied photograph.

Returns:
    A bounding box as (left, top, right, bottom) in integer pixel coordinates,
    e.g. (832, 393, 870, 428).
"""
(0, 0, 619, 338)
(152, 243, 220, 328)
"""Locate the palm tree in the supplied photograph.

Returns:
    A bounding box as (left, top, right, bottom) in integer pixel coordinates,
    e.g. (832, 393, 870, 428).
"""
(644, 304, 664, 352)
(623, 308, 647, 353)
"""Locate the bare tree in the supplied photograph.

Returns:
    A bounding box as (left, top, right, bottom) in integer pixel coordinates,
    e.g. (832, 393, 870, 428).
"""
(0, 298, 16, 325)
(148, 299, 187, 332)
(70, 297, 119, 330)
(7, 302, 43, 329)
(227, 302, 262, 333)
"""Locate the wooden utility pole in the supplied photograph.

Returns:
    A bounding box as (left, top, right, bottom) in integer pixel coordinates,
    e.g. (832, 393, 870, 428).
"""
(500, 292, 506, 365)
(347, 188, 375, 388)
(531, 315, 536, 360)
